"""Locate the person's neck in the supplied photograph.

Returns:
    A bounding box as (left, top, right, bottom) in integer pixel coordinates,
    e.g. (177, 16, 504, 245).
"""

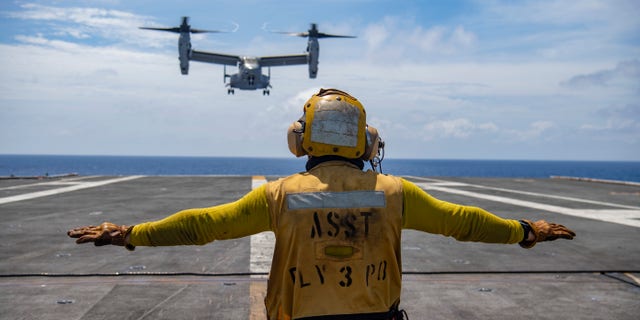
(305, 155, 364, 171)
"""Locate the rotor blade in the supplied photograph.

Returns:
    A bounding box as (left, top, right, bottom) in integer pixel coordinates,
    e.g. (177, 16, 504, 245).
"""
(139, 27, 181, 33)
(270, 31, 309, 37)
(316, 33, 357, 39)
(269, 24, 356, 39)
(190, 28, 225, 34)
(140, 26, 228, 34)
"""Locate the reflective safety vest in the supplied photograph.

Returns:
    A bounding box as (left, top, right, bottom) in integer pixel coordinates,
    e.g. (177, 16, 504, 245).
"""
(264, 161, 404, 319)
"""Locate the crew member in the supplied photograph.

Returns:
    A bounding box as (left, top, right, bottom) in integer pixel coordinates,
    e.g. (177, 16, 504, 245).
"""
(68, 88, 576, 320)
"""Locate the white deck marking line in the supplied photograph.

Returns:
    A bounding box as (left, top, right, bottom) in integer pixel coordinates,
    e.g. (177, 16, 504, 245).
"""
(0, 175, 102, 191)
(407, 176, 640, 210)
(249, 176, 272, 320)
(250, 175, 274, 274)
(0, 176, 144, 205)
(135, 285, 188, 320)
(416, 182, 640, 228)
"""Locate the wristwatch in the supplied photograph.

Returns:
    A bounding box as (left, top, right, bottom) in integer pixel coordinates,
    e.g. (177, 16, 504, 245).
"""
(519, 220, 532, 242)
(518, 220, 536, 248)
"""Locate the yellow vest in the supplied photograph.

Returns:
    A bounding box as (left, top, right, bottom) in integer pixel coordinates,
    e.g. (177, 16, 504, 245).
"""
(264, 161, 404, 319)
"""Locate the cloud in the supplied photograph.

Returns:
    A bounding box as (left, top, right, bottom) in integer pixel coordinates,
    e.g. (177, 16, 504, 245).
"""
(408, 25, 477, 54)
(5, 3, 177, 48)
(362, 22, 389, 50)
(581, 119, 637, 132)
(561, 59, 640, 88)
(581, 104, 640, 142)
(10, 3, 140, 26)
(14, 34, 85, 51)
(481, 0, 639, 27)
(512, 121, 555, 140)
(419, 118, 556, 143)
(361, 17, 477, 63)
(472, 0, 640, 63)
(422, 118, 498, 140)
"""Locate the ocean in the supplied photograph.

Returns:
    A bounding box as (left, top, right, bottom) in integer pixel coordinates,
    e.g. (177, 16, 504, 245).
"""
(1, 155, 639, 183)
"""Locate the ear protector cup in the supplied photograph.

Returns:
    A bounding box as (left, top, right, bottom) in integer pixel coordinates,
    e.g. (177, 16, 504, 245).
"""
(287, 121, 306, 157)
(362, 125, 381, 161)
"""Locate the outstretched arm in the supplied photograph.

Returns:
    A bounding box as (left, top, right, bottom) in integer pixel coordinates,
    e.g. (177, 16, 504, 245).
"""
(400, 179, 575, 247)
(67, 184, 271, 249)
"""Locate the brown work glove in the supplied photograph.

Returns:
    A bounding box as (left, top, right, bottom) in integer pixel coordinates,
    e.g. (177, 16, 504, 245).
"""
(519, 219, 576, 249)
(67, 222, 135, 251)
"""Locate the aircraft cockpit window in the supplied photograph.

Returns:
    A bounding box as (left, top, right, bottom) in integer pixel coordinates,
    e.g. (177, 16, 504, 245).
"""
(244, 57, 259, 69)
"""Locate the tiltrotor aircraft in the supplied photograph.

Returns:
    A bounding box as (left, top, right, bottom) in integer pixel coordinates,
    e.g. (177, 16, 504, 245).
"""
(140, 17, 355, 95)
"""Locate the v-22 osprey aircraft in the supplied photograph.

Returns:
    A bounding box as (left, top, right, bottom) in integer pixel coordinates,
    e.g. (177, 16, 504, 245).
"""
(140, 17, 355, 95)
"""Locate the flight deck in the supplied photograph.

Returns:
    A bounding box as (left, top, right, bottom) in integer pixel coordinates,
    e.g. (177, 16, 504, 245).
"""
(1, 175, 638, 319)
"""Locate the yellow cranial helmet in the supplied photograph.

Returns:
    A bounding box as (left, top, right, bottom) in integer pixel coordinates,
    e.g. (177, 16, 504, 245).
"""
(288, 88, 382, 161)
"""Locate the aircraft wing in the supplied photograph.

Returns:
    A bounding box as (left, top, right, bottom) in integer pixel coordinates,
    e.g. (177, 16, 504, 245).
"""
(260, 54, 308, 67)
(191, 50, 240, 66)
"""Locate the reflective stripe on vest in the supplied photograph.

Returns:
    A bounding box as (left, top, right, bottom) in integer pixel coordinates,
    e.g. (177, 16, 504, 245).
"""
(287, 191, 386, 210)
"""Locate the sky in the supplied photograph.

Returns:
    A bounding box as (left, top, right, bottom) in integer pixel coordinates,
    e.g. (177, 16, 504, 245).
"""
(0, 0, 639, 161)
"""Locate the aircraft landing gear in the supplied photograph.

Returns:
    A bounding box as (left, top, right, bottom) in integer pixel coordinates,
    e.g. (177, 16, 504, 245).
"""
(227, 89, 235, 95)
(263, 89, 270, 96)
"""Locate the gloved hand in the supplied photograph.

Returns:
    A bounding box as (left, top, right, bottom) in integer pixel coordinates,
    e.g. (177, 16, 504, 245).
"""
(67, 222, 135, 250)
(519, 219, 576, 248)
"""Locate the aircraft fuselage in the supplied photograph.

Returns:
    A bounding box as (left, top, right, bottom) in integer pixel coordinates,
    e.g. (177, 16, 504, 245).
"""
(227, 57, 270, 90)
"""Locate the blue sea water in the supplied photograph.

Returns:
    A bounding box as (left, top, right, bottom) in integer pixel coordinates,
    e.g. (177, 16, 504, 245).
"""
(1, 155, 639, 183)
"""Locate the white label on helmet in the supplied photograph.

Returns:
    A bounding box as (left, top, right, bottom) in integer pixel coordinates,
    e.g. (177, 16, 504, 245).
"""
(310, 100, 359, 147)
